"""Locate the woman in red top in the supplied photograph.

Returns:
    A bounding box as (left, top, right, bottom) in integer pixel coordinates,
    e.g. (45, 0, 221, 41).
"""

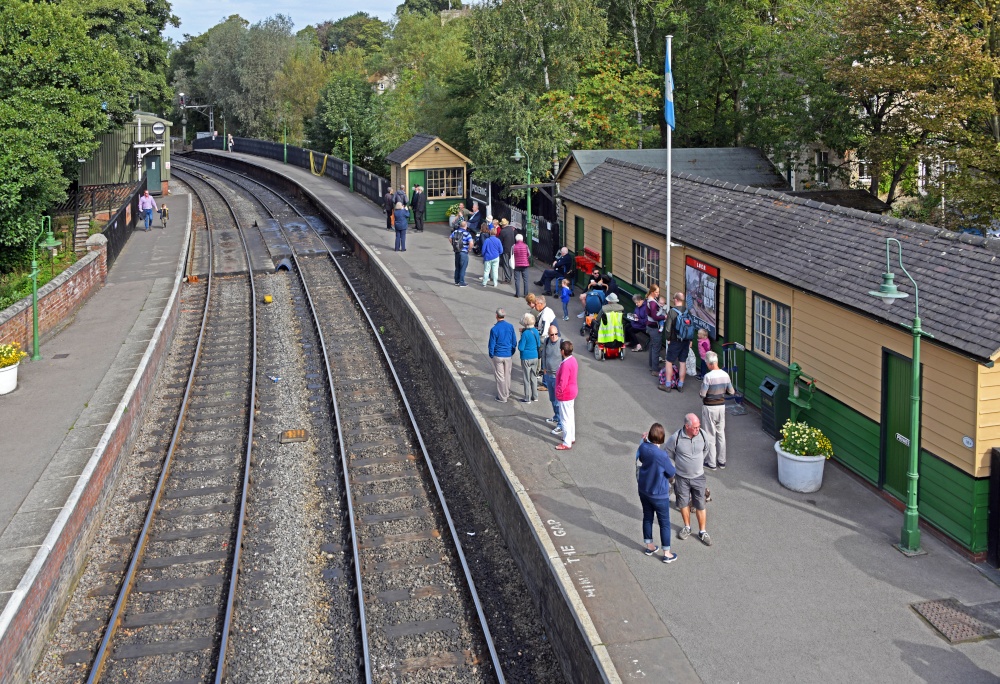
(555, 340, 578, 450)
(512, 233, 531, 299)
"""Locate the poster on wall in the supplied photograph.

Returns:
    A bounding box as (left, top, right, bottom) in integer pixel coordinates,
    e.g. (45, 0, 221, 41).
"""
(685, 256, 719, 340)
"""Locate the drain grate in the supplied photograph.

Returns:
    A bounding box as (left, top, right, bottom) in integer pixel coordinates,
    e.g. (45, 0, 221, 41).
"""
(912, 598, 998, 643)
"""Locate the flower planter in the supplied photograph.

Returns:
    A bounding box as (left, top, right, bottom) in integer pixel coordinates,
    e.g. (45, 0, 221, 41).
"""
(0, 362, 18, 395)
(774, 440, 826, 493)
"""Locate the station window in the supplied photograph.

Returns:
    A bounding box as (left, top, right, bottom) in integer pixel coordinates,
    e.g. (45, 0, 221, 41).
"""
(425, 167, 464, 198)
(753, 294, 790, 364)
(632, 241, 660, 290)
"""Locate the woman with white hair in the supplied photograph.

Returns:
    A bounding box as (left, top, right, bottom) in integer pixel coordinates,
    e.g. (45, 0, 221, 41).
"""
(517, 312, 542, 402)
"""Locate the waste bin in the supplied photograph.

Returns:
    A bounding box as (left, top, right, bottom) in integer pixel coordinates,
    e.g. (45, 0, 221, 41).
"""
(760, 376, 791, 439)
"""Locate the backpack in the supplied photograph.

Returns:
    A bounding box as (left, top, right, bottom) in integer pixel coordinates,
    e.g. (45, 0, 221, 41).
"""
(451, 230, 466, 253)
(673, 307, 696, 341)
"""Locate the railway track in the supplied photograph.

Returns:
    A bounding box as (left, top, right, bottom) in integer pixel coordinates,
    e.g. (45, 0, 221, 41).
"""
(86, 169, 258, 683)
(175, 159, 505, 683)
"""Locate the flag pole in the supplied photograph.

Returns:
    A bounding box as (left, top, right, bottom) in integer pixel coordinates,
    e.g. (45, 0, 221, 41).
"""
(665, 35, 673, 296)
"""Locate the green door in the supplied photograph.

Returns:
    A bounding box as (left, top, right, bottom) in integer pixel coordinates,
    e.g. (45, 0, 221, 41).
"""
(145, 155, 162, 195)
(601, 228, 613, 272)
(724, 282, 746, 393)
(881, 351, 914, 499)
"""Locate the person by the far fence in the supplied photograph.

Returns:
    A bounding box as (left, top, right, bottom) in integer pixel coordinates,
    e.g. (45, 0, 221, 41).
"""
(227, 133, 234, 152)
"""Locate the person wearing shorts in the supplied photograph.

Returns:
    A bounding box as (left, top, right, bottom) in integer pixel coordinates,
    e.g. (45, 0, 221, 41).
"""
(665, 413, 713, 546)
(663, 291, 691, 391)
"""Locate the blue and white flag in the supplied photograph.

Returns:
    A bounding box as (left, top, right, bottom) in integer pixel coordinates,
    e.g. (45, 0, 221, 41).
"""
(664, 49, 676, 131)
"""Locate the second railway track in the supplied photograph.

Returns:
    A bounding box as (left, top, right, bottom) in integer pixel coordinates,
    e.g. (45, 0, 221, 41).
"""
(176, 159, 505, 683)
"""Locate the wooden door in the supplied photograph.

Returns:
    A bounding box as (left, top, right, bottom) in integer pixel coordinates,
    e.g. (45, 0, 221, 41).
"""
(881, 351, 914, 499)
(724, 282, 746, 393)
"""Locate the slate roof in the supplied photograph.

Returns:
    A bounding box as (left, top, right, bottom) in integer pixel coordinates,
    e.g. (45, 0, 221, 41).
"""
(562, 147, 790, 189)
(385, 133, 437, 165)
(560, 158, 1000, 362)
(788, 189, 890, 214)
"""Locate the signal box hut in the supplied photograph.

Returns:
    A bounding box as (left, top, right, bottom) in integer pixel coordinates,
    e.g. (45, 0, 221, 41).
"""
(385, 134, 472, 223)
(80, 112, 172, 195)
(560, 158, 1000, 559)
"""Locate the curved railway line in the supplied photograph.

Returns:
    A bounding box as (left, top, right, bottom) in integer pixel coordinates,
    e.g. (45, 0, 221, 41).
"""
(175, 158, 505, 683)
(86, 169, 258, 683)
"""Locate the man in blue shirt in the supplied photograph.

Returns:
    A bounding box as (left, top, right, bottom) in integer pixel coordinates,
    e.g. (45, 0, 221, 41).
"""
(537, 247, 574, 295)
(481, 228, 504, 287)
(466, 201, 483, 233)
(488, 307, 517, 402)
(449, 220, 474, 286)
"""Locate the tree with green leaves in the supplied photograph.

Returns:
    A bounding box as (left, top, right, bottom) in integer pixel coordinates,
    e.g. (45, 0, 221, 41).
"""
(397, 0, 464, 16)
(0, 0, 130, 271)
(828, 0, 991, 205)
(314, 12, 389, 53)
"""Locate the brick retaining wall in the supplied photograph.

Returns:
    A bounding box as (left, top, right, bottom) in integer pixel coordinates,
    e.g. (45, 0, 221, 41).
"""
(0, 245, 107, 350)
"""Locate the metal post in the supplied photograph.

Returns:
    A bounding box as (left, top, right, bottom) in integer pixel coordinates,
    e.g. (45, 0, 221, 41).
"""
(30, 218, 59, 361)
(349, 132, 354, 192)
(283, 119, 288, 164)
(900, 314, 923, 553)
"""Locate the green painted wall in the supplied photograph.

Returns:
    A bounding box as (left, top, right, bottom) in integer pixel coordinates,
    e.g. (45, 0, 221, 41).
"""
(919, 453, 990, 553)
(737, 349, 988, 553)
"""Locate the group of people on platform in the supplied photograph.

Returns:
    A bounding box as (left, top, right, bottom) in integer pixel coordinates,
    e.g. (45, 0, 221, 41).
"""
(382, 183, 429, 252)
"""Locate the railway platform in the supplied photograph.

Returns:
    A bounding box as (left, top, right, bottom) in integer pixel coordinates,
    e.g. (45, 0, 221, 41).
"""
(198, 149, 1000, 683)
(0, 195, 191, 615)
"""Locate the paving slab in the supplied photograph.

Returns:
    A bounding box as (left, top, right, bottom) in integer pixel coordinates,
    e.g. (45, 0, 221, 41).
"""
(206, 149, 1000, 683)
(0, 193, 191, 610)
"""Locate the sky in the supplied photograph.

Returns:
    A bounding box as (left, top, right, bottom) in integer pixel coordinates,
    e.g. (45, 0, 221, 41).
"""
(165, 0, 399, 41)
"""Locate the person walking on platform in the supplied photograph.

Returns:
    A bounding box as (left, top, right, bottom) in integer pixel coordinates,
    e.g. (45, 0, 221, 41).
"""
(449, 220, 474, 286)
(498, 219, 515, 283)
(410, 184, 426, 232)
(481, 228, 503, 287)
(636, 423, 679, 563)
(665, 414, 713, 546)
(488, 308, 516, 403)
(555, 340, 578, 450)
(517, 313, 542, 402)
(541, 325, 563, 432)
(139, 190, 158, 231)
(700, 351, 735, 470)
(227, 133, 235, 152)
(383, 187, 395, 231)
(512, 234, 530, 298)
(393, 202, 408, 252)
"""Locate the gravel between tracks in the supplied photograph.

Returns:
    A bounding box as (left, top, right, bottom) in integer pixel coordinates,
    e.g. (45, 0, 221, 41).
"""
(340, 256, 564, 683)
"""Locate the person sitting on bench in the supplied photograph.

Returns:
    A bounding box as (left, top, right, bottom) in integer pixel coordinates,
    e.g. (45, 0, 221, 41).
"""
(537, 247, 574, 295)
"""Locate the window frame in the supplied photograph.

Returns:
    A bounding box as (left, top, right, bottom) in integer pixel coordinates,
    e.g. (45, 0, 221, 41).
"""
(632, 240, 660, 291)
(752, 293, 791, 364)
(424, 166, 465, 199)
(815, 150, 830, 184)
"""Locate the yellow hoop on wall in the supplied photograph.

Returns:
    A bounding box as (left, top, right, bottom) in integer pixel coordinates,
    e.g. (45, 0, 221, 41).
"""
(309, 150, 328, 176)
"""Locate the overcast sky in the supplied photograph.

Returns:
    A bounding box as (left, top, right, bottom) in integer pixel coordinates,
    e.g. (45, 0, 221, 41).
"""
(165, 1, 399, 41)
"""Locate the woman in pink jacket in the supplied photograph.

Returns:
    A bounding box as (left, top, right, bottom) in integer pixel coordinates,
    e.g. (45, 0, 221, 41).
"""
(555, 340, 578, 450)
(512, 233, 531, 299)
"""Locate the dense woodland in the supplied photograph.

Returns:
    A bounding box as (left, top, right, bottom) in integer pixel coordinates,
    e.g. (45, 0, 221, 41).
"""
(2, 0, 1000, 269)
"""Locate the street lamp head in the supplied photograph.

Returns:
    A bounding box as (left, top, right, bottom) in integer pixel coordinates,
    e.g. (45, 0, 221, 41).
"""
(512, 148, 523, 163)
(868, 271, 909, 302)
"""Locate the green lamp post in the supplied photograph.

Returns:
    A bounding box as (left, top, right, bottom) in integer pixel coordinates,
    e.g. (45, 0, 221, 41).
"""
(31, 217, 61, 361)
(283, 116, 288, 164)
(868, 237, 931, 556)
(342, 124, 354, 192)
(512, 137, 532, 244)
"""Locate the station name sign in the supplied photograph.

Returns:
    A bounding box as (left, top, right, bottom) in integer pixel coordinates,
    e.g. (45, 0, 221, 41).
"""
(470, 178, 490, 203)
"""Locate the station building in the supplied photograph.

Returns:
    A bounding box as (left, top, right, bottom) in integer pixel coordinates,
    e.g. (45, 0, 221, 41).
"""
(386, 134, 472, 223)
(80, 112, 172, 195)
(559, 158, 1000, 557)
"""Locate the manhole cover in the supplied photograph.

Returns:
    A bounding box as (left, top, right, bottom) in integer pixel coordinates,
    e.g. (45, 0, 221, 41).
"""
(53, 354, 69, 359)
(912, 598, 998, 643)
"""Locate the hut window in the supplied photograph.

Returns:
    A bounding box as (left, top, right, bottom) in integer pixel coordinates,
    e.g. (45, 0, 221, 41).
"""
(753, 294, 790, 364)
(632, 241, 660, 290)
(425, 167, 464, 197)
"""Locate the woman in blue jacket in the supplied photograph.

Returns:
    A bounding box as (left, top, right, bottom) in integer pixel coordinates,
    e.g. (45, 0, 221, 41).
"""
(517, 312, 542, 403)
(393, 202, 409, 252)
(636, 423, 678, 563)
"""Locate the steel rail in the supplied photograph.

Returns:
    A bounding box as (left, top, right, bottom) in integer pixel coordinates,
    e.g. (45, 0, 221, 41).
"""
(176, 161, 373, 680)
(177, 158, 506, 681)
(86, 169, 257, 683)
